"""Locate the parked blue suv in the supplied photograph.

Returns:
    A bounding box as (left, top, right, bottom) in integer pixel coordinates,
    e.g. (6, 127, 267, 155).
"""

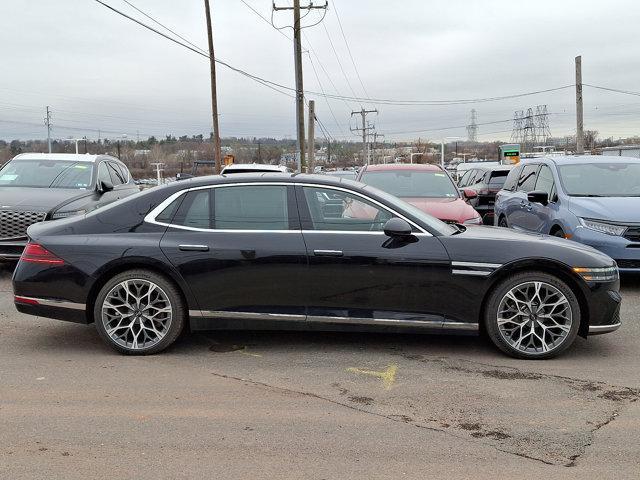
(494, 155, 640, 272)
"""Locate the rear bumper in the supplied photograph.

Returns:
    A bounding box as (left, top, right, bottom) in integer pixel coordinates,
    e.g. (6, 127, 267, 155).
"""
(14, 296, 88, 324)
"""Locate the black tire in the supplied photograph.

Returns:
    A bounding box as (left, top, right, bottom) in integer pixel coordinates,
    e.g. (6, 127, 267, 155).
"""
(484, 271, 580, 359)
(552, 228, 566, 238)
(498, 216, 508, 228)
(94, 269, 186, 355)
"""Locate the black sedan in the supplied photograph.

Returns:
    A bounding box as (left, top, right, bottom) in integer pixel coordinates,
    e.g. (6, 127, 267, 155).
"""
(13, 173, 621, 359)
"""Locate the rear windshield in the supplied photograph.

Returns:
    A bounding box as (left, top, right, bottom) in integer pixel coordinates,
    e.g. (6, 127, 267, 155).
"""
(488, 170, 509, 186)
(360, 170, 459, 198)
(558, 163, 640, 196)
(0, 160, 93, 189)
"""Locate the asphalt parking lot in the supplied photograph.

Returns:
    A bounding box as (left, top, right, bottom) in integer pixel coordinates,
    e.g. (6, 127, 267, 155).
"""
(1, 264, 639, 479)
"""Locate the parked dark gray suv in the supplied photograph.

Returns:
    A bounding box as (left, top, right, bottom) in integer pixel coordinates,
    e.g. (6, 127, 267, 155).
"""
(0, 153, 139, 259)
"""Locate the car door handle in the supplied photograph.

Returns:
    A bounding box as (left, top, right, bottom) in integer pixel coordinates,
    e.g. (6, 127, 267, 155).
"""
(313, 249, 343, 257)
(179, 244, 210, 252)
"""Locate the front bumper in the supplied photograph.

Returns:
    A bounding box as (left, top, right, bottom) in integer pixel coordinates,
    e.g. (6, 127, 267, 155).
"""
(572, 226, 640, 272)
(0, 239, 27, 260)
(584, 282, 622, 336)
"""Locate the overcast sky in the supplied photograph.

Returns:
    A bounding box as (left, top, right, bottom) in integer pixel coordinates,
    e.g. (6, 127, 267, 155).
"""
(1, 0, 640, 143)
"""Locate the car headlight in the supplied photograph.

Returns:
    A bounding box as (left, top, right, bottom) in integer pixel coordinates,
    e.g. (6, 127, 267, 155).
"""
(573, 265, 619, 282)
(463, 216, 483, 225)
(51, 209, 87, 219)
(579, 218, 626, 236)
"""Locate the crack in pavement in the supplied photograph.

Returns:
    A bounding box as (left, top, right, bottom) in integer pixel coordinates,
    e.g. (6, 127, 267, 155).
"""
(392, 351, 640, 467)
(209, 371, 557, 467)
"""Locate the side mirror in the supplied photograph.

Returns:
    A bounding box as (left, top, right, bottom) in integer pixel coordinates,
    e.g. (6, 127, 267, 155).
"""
(462, 188, 478, 200)
(527, 190, 549, 206)
(383, 217, 413, 238)
(176, 172, 194, 181)
(98, 179, 113, 193)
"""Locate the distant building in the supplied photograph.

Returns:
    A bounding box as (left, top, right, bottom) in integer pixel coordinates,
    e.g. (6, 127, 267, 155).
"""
(601, 145, 640, 158)
(134, 149, 151, 156)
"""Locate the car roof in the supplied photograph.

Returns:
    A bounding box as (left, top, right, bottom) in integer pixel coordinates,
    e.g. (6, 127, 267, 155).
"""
(221, 163, 287, 172)
(11, 153, 116, 163)
(363, 163, 443, 172)
(521, 155, 640, 166)
(471, 165, 513, 172)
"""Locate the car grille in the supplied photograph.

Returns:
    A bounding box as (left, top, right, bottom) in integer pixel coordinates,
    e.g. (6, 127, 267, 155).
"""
(0, 210, 46, 240)
(615, 259, 640, 269)
(623, 226, 640, 243)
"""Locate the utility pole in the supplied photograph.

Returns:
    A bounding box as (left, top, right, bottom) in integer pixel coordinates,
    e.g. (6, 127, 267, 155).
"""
(150, 162, 164, 186)
(575, 55, 584, 154)
(44, 106, 52, 153)
(273, 0, 328, 172)
(307, 100, 315, 173)
(350, 108, 377, 165)
(372, 132, 384, 164)
(204, 0, 222, 173)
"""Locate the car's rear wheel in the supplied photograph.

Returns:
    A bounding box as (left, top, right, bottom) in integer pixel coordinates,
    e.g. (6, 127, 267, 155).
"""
(484, 271, 580, 359)
(94, 269, 186, 355)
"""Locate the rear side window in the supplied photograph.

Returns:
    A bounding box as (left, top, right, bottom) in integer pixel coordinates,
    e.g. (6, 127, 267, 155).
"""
(214, 185, 289, 230)
(517, 165, 539, 192)
(173, 190, 211, 229)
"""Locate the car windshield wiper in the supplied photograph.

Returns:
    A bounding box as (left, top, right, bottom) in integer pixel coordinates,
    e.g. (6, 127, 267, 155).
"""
(450, 224, 465, 235)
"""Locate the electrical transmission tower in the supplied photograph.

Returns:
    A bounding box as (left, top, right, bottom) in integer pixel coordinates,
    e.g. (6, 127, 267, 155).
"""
(511, 110, 524, 144)
(535, 105, 551, 145)
(521, 108, 537, 153)
(466, 109, 478, 142)
(272, 0, 328, 172)
(351, 108, 377, 164)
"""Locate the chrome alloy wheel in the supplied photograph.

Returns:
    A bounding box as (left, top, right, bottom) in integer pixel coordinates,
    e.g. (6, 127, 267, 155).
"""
(101, 279, 173, 350)
(497, 281, 572, 355)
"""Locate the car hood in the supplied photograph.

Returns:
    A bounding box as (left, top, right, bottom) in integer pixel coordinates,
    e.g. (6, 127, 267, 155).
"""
(0, 187, 92, 212)
(441, 225, 615, 268)
(568, 196, 640, 223)
(401, 197, 479, 222)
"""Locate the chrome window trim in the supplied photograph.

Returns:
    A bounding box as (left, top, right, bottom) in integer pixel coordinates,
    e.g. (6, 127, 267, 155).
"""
(144, 181, 430, 235)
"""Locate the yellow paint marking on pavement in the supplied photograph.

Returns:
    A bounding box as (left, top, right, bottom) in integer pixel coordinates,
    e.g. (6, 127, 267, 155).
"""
(238, 347, 262, 358)
(346, 364, 398, 390)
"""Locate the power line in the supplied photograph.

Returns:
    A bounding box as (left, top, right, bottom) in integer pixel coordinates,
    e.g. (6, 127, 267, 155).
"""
(332, 1, 373, 107)
(321, 21, 360, 103)
(238, 0, 291, 41)
(95, 1, 575, 107)
(584, 84, 640, 97)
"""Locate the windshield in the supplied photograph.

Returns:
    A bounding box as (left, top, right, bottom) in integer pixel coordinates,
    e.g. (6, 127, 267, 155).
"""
(361, 170, 459, 198)
(558, 163, 640, 196)
(0, 160, 94, 189)
(362, 184, 458, 235)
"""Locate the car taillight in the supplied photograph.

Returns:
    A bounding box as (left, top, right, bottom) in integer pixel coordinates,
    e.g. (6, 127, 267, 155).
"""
(20, 243, 65, 265)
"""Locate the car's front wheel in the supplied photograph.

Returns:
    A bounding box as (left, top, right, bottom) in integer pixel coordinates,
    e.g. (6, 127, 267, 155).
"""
(94, 269, 186, 355)
(484, 271, 580, 359)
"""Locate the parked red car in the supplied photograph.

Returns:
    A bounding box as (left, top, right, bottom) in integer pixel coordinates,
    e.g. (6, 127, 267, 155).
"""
(356, 164, 482, 224)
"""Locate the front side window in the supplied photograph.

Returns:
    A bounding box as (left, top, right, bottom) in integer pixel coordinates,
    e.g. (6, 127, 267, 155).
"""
(0, 160, 93, 189)
(303, 187, 393, 231)
(360, 170, 459, 198)
(458, 170, 472, 187)
(502, 165, 521, 191)
(535, 165, 555, 196)
(517, 165, 539, 192)
(107, 162, 125, 185)
(214, 185, 289, 230)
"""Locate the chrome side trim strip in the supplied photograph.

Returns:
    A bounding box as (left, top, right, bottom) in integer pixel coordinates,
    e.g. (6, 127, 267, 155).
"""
(451, 261, 503, 269)
(589, 322, 621, 334)
(307, 315, 442, 328)
(452, 269, 492, 277)
(441, 321, 479, 331)
(17, 296, 85, 310)
(189, 310, 306, 322)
